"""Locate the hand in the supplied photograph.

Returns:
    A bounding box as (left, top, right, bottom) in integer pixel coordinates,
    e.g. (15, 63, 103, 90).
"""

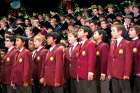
(88, 72, 94, 80)
(54, 82, 60, 87)
(123, 76, 129, 80)
(100, 74, 106, 81)
(23, 82, 28, 87)
(40, 78, 44, 84)
(136, 73, 140, 77)
(108, 75, 112, 80)
(11, 82, 16, 89)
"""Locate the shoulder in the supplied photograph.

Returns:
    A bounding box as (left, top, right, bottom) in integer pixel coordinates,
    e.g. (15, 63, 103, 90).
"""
(87, 40, 95, 46)
(122, 39, 130, 45)
(24, 48, 32, 55)
(56, 45, 65, 52)
(100, 42, 109, 48)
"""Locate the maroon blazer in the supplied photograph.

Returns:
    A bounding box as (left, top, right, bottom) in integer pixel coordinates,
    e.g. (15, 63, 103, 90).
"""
(77, 40, 96, 80)
(64, 48, 71, 80)
(42, 45, 64, 87)
(3, 47, 17, 84)
(65, 44, 80, 79)
(11, 48, 32, 85)
(130, 39, 140, 75)
(32, 47, 48, 80)
(96, 42, 109, 76)
(107, 39, 132, 79)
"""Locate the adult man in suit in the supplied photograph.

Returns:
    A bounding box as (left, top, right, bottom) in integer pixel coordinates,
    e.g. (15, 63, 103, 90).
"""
(76, 26, 97, 93)
(108, 24, 132, 93)
(40, 32, 64, 93)
(11, 36, 32, 93)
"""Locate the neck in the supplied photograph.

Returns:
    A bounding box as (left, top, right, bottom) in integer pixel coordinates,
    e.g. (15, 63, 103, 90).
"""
(8, 45, 14, 49)
(51, 43, 56, 47)
(81, 37, 88, 41)
(96, 39, 102, 45)
(18, 46, 24, 50)
(116, 35, 122, 39)
(72, 41, 77, 46)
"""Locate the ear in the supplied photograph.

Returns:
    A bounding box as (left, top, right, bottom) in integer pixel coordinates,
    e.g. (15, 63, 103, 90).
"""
(23, 41, 25, 45)
(85, 32, 88, 36)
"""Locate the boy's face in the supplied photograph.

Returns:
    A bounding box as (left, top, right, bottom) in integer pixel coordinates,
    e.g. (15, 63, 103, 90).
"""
(124, 18, 131, 24)
(93, 31, 100, 41)
(111, 26, 121, 39)
(133, 7, 139, 14)
(129, 28, 137, 38)
(47, 36, 55, 45)
(93, 9, 98, 15)
(78, 28, 86, 39)
(5, 38, 13, 48)
(101, 21, 107, 29)
(16, 38, 24, 48)
(90, 23, 97, 31)
(34, 39, 42, 48)
(68, 33, 76, 45)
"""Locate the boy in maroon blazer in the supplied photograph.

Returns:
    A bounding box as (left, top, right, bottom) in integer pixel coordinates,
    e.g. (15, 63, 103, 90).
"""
(76, 26, 97, 93)
(2, 35, 17, 93)
(93, 29, 110, 93)
(32, 34, 48, 93)
(11, 36, 32, 93)
(65, 31, 80, 93)
(108, 24, 132, 93)
(129, 25, 140, 93)
(40, 32, 64, 93)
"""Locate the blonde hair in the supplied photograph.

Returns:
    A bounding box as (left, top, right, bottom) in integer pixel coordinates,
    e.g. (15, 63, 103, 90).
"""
(34, 33, 46, 42)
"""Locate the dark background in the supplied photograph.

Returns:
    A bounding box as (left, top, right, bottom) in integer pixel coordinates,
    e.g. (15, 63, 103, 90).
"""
(0, 0, 139, 16)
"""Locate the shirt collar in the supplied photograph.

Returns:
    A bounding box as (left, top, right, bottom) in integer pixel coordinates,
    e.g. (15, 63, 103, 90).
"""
(19, 47, 24, 52)
(116, 37, 123, 46)
(72, 42, 78, 49)
(37, 46, 43, 52)
(8, 46, 14, 52)
(132, 37, 139, 41)
(81, 39, 87, 45)
(49, 45, 56, 51)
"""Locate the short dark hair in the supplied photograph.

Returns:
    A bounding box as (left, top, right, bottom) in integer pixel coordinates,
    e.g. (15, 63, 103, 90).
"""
(95, 29, 108, 42)
(16, 35, 28, 43)
(5, 35, 15, 42)
(131, 25, 140, 34)
(47, 32, 61, 44)
(80, 26, 93, 39)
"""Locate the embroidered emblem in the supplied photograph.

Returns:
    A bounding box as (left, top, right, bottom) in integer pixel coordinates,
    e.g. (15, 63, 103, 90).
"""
(6, 57, 10, 62)
(133, 48, 138, 53)
(82, 50, 86, 56)
(19, 58, 23, 63)
(50, 56, 54, 61)
(37, 56, 40, 61)
(96, 51, 100, 56)
(119, 49, 123, 54)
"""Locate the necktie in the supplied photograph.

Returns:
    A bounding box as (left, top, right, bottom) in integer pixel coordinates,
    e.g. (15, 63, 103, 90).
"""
(33, 50, 37, 59)
(112, 40, 117, 58)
